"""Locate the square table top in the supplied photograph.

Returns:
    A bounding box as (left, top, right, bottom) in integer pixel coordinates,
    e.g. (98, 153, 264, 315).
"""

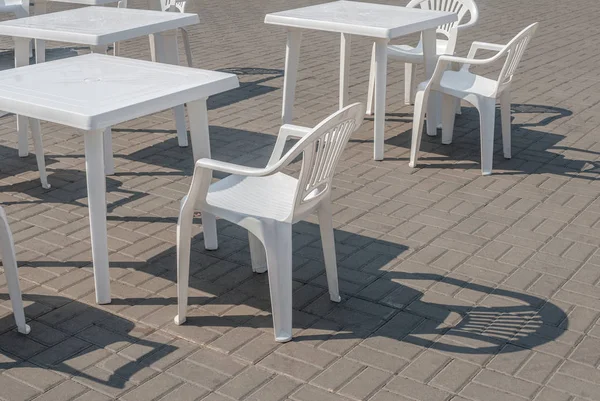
(0, 6, 199, 45)
(265, 0, 457, 39)
(0, 53, 239, 130)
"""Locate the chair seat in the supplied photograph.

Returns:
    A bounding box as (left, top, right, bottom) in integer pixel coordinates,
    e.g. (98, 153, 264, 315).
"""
(421, 70, 498, 98)
(387, 39, 449, 63)
(204, 172, 298, 222)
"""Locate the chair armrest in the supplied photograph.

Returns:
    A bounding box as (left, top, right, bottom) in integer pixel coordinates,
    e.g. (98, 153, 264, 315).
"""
(439, 54, 499, 66)
(465, 41, 505, 61)
(278, 124, 312, 139)
(196, 158, 274, 177)
(458, 41, 506, 71)
(423, 53, 504, 91)
(268, 124, 313, 166)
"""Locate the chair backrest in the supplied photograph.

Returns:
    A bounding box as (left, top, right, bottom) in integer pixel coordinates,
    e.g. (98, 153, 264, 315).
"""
(275, 104, 364, 219)
(496, 23, 538, 93)
(407, 0, 478, 44)
(160, 0, 186, 12)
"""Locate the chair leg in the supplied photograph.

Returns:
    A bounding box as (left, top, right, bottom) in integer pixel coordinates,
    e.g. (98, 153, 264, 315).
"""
(500, 91, 511, 159)
(249, 231, 267, 273)
(0, 208, 30, 335)
(264, 222, 293, 342)
(202, 212, 218, 250)
(365, 43, 376, 116)
(404, 63, 416, 105)
(318, 201, 341, 302)
(409, 88, 429, 168)
(441, 94, 456, 145)
(29, 119, 50, 189)
(175, 202, 193, 325)
(180, 28, 193, 67)
(479, 98, 496, 176)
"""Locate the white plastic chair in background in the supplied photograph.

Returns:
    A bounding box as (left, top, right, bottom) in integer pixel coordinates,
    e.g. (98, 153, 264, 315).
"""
(366, 0, 478, 113)
(409, 23, 539, 175)
(116, 0, 193, 67)
(162, 0, 193, 67)
(0, 206, 31, 335)
(175, 103, 365, 342)
(0, 0, 28, 18)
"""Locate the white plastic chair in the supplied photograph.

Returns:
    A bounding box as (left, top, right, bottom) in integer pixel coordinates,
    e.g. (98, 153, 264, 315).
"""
(366, 0, 478, 113)
(409, 23, 539, 175)
(0, 206, 31, 335)
(175, 103, 365, 342)
(115, 0, 192, 67)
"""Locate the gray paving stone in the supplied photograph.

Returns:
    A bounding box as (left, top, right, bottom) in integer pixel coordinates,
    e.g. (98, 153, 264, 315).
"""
(0, 0, 599, 400)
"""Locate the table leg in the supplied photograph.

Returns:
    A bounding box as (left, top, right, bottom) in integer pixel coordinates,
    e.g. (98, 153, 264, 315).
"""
(147, 0, 162, 61)
(282, 29, 302, 124)
(150, 31, 188, 147)
(422, 28, 439, 137)
(84, 130, 111, 305)
(14, 37, 30, 157)
(33, 0, 47, 64)
(373, 38, 388, 161)
(89, 46, 115, 175)
(103, 128, 114, 175)
(339, 33, 351, 109)
(187, 99, 210, 163)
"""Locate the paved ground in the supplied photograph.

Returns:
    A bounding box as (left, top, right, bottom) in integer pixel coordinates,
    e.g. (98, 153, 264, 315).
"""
(0, 0, 599, 400)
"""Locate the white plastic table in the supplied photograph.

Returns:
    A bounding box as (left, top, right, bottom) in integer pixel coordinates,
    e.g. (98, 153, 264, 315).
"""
(265, 0, 457, 160)
(31, 0, 165, 59)
(0, 6, 199, 169)
(0, 54, 238, 304)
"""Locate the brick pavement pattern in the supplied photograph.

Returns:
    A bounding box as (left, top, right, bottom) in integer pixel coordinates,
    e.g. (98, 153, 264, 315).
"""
(0, 0, 599, 400)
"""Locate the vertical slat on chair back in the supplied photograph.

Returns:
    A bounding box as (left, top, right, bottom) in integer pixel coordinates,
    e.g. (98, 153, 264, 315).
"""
(408, 0, 477, 39)
(290, 104, 364, 214)
(497, 23, 538, 91)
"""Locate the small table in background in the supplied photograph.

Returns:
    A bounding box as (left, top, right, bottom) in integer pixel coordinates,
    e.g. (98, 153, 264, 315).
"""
(265, 0, 457, 160)
(0, 6, 199, 171)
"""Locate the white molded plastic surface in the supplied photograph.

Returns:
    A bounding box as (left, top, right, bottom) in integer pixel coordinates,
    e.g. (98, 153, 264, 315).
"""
(0, 206, 31, 335)
(264, 0, 456, 39)
(176, 103, 365, 342)
(0, 53, 238, 130)
(409, 23, 538, 175)
(0, 6, 199, 45)
(0, 0, 29, 17)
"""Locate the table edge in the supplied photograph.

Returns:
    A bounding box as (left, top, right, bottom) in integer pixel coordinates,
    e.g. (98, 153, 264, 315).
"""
(264, 13, 458, 39)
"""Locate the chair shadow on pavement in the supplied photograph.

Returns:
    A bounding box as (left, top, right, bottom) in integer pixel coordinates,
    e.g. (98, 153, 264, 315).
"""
(383, 103, 599, 179)
(0, 219, 569, 390)
(168, 219, 568, 357)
